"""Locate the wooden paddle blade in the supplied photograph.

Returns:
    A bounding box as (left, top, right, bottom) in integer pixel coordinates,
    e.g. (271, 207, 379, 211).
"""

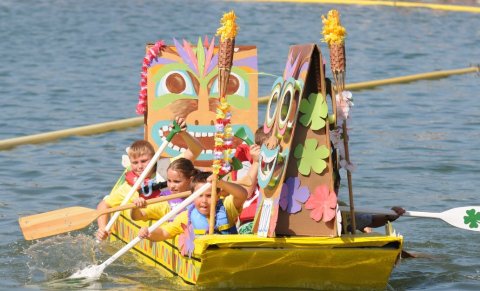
(19, 206, 97, 240)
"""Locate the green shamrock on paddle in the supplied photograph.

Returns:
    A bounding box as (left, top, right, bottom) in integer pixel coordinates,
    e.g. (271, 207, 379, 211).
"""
(464, 209, 480, 229)
(294, 138, 330, 176)
(299, 93, 328, 130)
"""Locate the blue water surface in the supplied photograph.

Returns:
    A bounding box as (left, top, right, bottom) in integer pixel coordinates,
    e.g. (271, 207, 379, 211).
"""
(1, 0, 479, 289)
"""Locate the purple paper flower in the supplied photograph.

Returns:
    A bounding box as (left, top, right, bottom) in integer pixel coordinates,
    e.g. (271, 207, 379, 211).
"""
(178, 223, 195, 257)
(279, 177, 310, 214)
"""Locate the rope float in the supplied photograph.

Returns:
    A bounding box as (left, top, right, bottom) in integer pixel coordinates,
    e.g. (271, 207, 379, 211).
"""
(1, 65, 478, 151)
(233, 0, 480, 14)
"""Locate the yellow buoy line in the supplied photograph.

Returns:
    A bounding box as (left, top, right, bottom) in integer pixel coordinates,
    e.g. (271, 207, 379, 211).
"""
(232, 0, 480, 14)
(0, 117, 143, 151)
(0, 65, 478, 151)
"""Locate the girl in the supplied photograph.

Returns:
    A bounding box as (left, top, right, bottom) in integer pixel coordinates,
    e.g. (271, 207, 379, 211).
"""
(130, 158, 199, 221)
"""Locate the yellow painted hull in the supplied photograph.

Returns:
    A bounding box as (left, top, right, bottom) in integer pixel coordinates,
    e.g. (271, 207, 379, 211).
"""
(110, 210, 403, 289)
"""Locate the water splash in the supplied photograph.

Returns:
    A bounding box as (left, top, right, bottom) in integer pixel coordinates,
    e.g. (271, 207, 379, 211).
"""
(24, 233, 101, 283)
(69, 264, 105, 280)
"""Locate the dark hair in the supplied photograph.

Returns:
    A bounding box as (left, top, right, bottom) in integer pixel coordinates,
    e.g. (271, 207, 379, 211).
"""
(167, 158, 199, 179)
(254, 126, 270, 145)
(190, 171, 212, 192)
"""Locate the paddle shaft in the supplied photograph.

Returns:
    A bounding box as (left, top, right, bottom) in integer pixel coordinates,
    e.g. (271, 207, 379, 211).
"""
(99, 191, 191, 216)
(339, 206, 440, 218)
(100, 182, 210, 269)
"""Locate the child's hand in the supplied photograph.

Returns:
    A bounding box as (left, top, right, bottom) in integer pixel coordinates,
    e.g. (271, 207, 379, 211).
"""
(175, 116, 187, 132)
(133, 197, 147, 208)
(391, 206, 405, 216)
(96, 228, 110, 241)
(250, 144, 261, 163)
(138, 227, 150, 239)
(386, 206, 405, 222)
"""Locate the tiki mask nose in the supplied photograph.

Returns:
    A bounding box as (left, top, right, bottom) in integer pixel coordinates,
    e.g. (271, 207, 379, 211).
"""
(185, 86, 216, 125)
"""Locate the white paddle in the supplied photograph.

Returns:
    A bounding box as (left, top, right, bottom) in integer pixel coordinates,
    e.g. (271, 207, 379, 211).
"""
(71, 182, 211, 280)
(339, 205, 480, 232)
(103, 121, 181, 234)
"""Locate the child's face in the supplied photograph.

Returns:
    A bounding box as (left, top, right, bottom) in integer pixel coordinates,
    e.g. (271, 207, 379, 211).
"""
(193, 183, 212, 216)
(167, 169, 192, 193)
(129, 153, 152, 176)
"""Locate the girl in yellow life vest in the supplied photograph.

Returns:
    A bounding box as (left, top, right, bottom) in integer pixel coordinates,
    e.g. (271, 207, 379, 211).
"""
(130, 158, 199, 221)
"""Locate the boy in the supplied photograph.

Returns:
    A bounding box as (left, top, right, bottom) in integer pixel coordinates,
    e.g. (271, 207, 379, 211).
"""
(138, 171, 248, 241)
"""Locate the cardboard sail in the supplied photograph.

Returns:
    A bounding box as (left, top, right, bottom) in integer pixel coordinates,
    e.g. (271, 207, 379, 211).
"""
(253, 44, 339, 237)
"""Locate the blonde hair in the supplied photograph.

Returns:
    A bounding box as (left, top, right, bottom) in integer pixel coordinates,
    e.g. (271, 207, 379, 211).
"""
(127, 140, 155, 159)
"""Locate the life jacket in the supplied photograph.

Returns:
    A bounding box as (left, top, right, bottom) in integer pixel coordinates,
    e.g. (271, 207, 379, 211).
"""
(125, 170, 161, 199)
(187, 200, 238, 235)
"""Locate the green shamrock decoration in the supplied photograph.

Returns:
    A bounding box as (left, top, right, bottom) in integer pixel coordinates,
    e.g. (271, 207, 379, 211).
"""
(294, 138, 330, 176)
(298, 92, 328, 130)
(463, 209, 480, 229)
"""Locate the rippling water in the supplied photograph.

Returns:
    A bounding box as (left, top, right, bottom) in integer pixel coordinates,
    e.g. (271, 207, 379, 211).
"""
(1, 0, 479, 290)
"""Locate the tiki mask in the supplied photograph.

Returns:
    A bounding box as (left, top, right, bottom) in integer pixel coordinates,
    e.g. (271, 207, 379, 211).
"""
(145, 37, 258, 167)
(254, 44, 338, 237)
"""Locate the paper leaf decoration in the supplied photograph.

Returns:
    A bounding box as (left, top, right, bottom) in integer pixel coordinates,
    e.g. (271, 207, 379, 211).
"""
(464, 209, 480, 229)
(294, 139, 330, 176)
(279, 177, 310, 214)
(299, 92, 328, 130)
(305, 184, 337, 222)
(178, 223, 195, 257)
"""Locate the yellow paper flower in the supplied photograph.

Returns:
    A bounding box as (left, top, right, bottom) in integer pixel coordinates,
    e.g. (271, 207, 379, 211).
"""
(321, 9, 346, 46)
(216, 10, 238, 41)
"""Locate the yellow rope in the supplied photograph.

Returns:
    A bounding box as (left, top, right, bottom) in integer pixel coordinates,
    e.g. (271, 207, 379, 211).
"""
(258, 65, 479, 103)
(0, 117, 143, 150)
(1, 66, 477, 151)
(233, 0, 480, 14)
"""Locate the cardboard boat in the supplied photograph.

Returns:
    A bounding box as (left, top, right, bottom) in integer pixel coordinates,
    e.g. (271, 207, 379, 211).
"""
(108, 38, 404, 289)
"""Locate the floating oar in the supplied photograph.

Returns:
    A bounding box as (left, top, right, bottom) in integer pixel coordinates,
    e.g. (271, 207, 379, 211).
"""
(70, 182, 211, 280)
(103, 120, 182, 234)
(339, 206, 480, 232)
(19, 191, 191, 240)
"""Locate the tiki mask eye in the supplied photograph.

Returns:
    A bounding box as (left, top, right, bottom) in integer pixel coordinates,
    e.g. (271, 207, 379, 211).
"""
(277, 80, 295, 133)
(156, 70, 196, 97)
(264, 78, 283, 134)
(209, 72, 246, 98)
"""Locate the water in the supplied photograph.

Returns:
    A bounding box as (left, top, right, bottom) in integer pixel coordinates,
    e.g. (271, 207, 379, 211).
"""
(1, 0, 480, 289)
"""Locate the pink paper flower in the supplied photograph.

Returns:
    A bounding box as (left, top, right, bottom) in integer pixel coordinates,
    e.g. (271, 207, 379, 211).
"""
(178, 223, 195, 257)
(305, 185, 337, 222)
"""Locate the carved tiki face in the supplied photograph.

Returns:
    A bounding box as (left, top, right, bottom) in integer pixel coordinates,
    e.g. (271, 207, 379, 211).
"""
(146, 37, 258, 167)
(257, 48, 311, 197)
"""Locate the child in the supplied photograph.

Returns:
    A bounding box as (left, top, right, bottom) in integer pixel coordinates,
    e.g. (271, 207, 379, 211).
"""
(138, 171, 248, 241)
(232, 127, 270, 233)
(96, 117, 203, 241)
(130, 158, 198, 221)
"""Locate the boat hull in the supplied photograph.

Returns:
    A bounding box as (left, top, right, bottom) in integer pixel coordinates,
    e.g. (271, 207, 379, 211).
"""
(110, 210, 403, 289)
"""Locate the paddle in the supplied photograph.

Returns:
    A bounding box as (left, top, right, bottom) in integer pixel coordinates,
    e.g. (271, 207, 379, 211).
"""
(19, 191, 192, 240)
(339, 205, 480, 232)
(103, 120, 182, 234)
(70, 182, 211, 280)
